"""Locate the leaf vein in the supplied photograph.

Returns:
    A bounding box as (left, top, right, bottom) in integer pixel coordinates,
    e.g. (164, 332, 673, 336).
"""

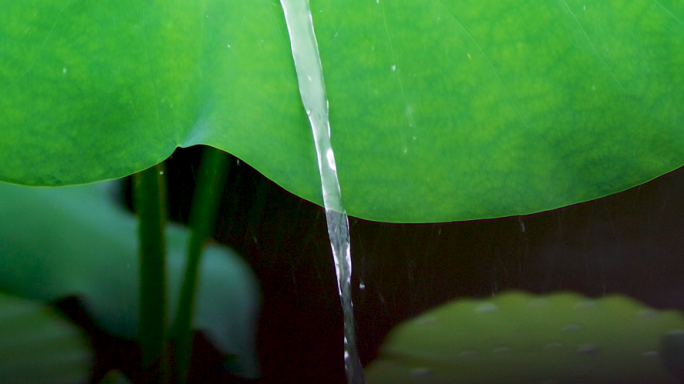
(380, 1, 415, 129)
(559, 0, 627, 94)
(653, 0, 684, 26)
(434, 0, 533, 133)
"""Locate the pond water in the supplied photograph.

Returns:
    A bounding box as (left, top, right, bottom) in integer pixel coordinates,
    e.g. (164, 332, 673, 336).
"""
(159, 147, 684, 383)
(4, 146, 683, 383)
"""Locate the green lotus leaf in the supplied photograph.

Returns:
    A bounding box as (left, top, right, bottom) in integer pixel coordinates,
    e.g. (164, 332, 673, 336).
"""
(0, 181, 261, 378)
(1, 0, 682, 222)
(365, 291, 684, 383)
(0, 291, 93, 384)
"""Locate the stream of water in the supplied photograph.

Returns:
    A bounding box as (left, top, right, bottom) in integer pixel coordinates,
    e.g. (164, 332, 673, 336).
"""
(279, 1, 365, 383)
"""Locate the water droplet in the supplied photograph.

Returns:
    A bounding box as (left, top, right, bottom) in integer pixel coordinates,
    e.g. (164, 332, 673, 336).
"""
(492, 346, 510, 354)
(475, 303, 498, 313)
(410, 368, 433, 377)
(639, 309, 656, 318)
(62, 68, 66, 74)
(227, 44, 231, 48)
(159, 171, 164, 175)
(575, 301, 596, 309)
(359, 282, 365, 290)
(528, 298, 549, 307)
(576, 344, 599, 354)
(391, 65, 396, 71)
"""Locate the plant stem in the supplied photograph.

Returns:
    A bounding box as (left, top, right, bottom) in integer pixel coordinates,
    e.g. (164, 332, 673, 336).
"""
(134, 163, 168, 384)
(173, 147, 231, 383)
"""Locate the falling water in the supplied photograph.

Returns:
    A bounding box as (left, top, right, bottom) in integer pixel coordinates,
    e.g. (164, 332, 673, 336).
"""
(279, 1, 365, 383)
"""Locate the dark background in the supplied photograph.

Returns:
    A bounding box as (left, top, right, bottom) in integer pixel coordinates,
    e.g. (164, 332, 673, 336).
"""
(76, 145, 684, 383)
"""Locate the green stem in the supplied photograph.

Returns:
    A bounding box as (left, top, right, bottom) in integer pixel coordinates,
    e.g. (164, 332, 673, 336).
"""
(173, 147, 231, 383)
(134, 163, 168, 384)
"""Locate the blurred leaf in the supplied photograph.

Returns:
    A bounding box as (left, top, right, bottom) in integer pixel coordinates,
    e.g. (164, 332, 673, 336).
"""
(0, 181, 261, 378)
(0, 291, 93, 384)
(365, 291, 684, 383)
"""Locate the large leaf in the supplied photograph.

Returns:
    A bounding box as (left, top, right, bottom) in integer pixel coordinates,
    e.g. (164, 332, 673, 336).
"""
(0, 181, 261, 378)
(1, 0, 682, 222)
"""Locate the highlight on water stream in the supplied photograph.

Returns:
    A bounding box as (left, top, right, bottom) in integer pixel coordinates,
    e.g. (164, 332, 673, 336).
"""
(279, 0, 364, 382)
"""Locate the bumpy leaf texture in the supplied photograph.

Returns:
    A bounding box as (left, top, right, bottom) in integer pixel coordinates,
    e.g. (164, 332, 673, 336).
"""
(365, 291, 684, 383)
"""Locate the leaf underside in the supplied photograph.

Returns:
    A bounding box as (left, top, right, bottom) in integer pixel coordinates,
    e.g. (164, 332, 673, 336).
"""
(1, 0, 683, 222)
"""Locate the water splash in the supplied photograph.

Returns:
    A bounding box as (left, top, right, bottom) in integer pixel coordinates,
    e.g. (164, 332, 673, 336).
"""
(278, 1, 365, 383)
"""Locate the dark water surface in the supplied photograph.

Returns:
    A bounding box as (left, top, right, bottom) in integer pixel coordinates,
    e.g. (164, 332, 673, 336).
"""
(112, 146, 684, 383)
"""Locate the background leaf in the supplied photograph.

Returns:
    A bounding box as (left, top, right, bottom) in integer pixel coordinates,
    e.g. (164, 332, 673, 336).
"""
(1, 0, 682, 222)
(0, 291, 94, 384)
(365, 291, 684, 383)
(0, 180, 261, 378)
